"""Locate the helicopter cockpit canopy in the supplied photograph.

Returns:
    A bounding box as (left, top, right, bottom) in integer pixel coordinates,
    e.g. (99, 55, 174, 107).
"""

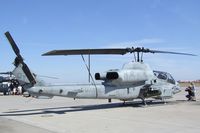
(153, 71, 175, 85)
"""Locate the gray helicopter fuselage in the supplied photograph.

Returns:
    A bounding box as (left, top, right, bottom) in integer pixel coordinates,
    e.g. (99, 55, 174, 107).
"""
(26, 62, 180, 100)
(28, 84, 140, 100)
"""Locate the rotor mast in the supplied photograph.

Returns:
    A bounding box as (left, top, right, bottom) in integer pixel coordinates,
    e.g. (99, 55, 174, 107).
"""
(128, 47, 146, 62)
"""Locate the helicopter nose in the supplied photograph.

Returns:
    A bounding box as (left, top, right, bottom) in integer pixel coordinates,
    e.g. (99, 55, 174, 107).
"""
(173, 86, 181, 94)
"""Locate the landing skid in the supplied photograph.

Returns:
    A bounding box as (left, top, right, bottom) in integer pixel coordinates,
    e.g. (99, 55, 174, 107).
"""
(138, 97, 168, 107)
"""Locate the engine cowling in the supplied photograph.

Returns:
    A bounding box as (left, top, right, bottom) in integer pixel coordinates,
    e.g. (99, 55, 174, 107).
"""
(95, 68, 155, 86)
(95, 72, 119, 80)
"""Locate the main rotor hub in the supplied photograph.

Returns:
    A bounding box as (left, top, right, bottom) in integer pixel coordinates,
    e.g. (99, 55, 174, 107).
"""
(125, 47, 151, 62)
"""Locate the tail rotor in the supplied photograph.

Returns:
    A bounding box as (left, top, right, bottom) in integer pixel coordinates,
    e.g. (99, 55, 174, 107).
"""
(4, 31, 36, 86)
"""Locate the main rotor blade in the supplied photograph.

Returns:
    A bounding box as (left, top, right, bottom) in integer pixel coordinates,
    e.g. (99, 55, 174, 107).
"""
(149, 50, 197, 56)
(42, 48, 128, 56)
(42, 47, 197, 56)
(5, 31, 23, 61)
(130, 47, 197, 56)
(37, 75, 59, 79)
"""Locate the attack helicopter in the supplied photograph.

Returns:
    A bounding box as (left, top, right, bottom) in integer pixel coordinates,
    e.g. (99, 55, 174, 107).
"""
(4, 31, 197, 105)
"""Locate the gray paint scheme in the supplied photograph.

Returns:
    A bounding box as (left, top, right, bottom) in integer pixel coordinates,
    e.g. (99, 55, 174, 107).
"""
(12, 61, 181, 101)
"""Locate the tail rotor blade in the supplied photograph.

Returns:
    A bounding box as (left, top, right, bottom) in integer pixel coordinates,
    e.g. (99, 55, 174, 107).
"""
(22, 63, 36, 85)
(5, 31, 23, 61)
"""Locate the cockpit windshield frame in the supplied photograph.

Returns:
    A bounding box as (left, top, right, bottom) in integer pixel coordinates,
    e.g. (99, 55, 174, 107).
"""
(153, 71, 175, 84)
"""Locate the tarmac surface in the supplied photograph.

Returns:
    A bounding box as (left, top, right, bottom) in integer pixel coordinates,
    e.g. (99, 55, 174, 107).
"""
(0, 88, 200, 133)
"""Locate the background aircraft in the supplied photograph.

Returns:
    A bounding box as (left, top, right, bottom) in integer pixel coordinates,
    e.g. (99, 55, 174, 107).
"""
(0, 72, 19, 95)
(4, 31, 197, 104)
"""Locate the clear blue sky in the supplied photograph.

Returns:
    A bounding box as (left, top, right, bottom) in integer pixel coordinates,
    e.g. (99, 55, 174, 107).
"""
(0, 0, 200, 83)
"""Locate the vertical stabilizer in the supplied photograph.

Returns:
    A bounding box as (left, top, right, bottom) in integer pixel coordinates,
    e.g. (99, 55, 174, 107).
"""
(12, 63, 33, 84)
